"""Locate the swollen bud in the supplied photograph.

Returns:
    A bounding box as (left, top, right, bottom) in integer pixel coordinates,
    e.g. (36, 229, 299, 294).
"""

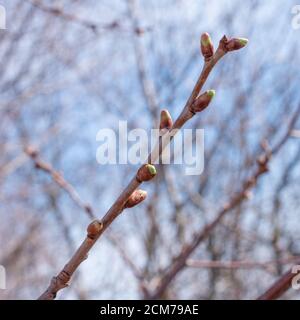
(200, 32, 214, 60)
(226, 38, 248, 51)
(136, 164, 157, 182)
(190, 90, 215, 113)
(125, 190, 147, 208)
(87, 220, 103, 239)
(160, 109, 173, 130)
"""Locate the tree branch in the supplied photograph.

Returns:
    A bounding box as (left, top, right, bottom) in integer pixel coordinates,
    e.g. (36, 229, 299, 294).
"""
(38, 33, 247, 300)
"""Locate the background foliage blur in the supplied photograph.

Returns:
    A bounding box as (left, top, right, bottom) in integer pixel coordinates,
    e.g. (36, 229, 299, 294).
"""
(0, 0, 300, 299)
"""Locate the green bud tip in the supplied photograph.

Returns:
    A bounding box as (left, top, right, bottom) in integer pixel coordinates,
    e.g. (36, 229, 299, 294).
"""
(146, 164, 156, 175)
(161, 110, 171, 120)
(207, 90, 216, 98)
(238, 38, 248, 47)
(201, 33, 211, 47)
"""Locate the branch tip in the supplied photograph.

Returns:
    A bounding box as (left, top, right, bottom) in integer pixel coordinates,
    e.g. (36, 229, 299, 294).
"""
(226, 37, 249, 51)
(238, 38, 248, 46)
(207, 89, 216, 98)
(147, 164, 156, 176)
(136, 164, 157, 182)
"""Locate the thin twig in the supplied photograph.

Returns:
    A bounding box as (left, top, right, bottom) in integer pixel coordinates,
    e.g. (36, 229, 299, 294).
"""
(27, 0, 148, 35)
(186, 257, 300, 271)
(24, 147, 95, 220)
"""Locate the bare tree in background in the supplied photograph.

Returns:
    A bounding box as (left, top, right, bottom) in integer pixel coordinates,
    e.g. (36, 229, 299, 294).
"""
(0, 0, 300, 299)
